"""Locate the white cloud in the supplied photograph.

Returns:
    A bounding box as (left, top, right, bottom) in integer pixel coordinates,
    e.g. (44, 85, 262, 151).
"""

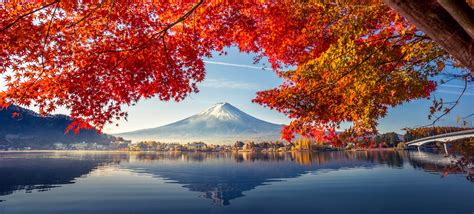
(201, 78, 260, 90)
(438, 84, 473, 89)
(435, 89, 474, 96)
(203, 60, 272, 71)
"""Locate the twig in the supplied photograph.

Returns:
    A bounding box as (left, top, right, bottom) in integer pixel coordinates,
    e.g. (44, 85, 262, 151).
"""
(41, 1, 60, 72)
(423, 78, 469, 127)
(162, 35, 172, 67)
(0, 1, 59, 33)
(67, 0, 106, 28)
(104, 0, 116, 30)
(98, 0, 204, 54)
(463, 113, 474, 119)
(93, 0, 204, 74)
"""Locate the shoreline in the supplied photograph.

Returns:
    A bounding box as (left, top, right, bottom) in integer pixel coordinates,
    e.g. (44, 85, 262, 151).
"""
(0, 148, 404, 153)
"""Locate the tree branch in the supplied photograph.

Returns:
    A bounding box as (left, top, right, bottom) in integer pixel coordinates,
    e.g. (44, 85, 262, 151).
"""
(67, 0, 106, 28)
(41, 1, 60, 72)
(162, 35, 172, 68)
(0, 1, 60, 33)
(104, 0, 116, 30)
(437, 0, 474, 39)
(97, 0, 203, 54)
(424, 78, 469, 127)
(463, 113, 474, 119)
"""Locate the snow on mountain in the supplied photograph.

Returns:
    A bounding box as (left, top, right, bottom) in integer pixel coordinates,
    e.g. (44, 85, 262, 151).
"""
(115, 102, 284, 144)
(197, 102, 248, 121)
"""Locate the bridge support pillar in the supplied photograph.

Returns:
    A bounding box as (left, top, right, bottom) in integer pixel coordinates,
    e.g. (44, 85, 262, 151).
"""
(443, 143, 448, 155)
(417, 146, 421, 152)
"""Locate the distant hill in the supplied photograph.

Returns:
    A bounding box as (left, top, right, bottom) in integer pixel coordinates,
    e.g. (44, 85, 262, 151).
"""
(0, 105, 115, 148)
(116, 102, 284, 144)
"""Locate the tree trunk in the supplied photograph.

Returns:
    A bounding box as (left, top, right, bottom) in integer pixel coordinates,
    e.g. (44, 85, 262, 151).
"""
(438, 0, 474, 39)
(384, 0, 474, 73)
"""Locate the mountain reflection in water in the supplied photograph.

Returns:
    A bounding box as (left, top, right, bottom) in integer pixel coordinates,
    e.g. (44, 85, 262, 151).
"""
(124, 152, 378, 205)
(0, 151, 468, 207)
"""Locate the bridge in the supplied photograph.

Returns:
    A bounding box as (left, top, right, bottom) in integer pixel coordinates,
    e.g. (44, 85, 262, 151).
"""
(406, 129, 474, 153)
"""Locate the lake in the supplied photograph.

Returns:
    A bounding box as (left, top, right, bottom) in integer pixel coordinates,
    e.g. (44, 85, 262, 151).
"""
(0, 151, 472, 214)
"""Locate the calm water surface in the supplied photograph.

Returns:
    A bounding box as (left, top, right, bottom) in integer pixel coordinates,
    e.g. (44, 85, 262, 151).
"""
(0, 151, 472, 214)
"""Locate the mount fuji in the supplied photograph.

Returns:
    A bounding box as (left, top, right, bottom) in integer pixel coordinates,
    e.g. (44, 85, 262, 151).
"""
(115, 102, 284, 144)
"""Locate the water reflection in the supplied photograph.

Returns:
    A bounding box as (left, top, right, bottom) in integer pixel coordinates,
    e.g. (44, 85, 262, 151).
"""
(0, 152, 126, 196)
(125, 152, 377, 205)
(0, 157, 100, 196)
(0, 151, 469, 206)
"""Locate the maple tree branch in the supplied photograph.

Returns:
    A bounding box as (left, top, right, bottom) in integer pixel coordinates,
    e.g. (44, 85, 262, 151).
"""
(67, 0, 106, 28)
(424, 78, 469, 127)
(98, 0, 204, 54)
(0, 0, 60, 33)
(309, 32, 415, 93)
(312, 45, 381, 92)
(439, 72, 471, 83)
(71, 0, 204, 79)
(41, 1, 60, 72)
(108, 52, 134, 74)
(162, 35, 173, 68)
(89, 0, 204, 76)
(104, 0, 116, 30)
(15, 1, 61, 102)
(324, 35, 428, 92)
(463, 113, 474, 119)
(373, 48, 410, 85)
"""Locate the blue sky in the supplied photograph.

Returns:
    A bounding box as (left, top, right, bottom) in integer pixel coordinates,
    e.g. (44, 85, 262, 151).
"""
(102, 47, 474, 134)
(105, 47, 288, 133)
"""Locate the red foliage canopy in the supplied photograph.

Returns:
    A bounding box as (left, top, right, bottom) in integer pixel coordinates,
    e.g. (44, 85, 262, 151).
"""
(0, 1, 453, 141)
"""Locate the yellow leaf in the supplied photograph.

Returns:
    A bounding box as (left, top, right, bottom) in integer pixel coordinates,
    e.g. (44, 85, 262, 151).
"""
(436, 61, 445, 72)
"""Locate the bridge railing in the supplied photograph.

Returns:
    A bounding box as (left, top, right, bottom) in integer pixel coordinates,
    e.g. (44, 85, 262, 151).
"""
(406, 129, 474, 145)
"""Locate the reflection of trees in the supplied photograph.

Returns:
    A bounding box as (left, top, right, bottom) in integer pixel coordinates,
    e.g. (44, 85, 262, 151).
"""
(131, 151, 406, 168)
(446, 141, 474, 181)
(288, 151, 405, 167)
(131, 152, 292, 163)
(352, 151, 404, 168)
(129, 151, 463, 173)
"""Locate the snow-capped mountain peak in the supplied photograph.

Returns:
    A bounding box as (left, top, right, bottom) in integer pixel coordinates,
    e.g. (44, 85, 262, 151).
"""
(197, 102, 247, 121)
(116, 102, 284, 144)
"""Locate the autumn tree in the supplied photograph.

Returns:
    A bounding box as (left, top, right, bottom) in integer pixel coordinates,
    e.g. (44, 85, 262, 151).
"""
(0, 1, 471, 141)
(252, 2, 461, 141)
